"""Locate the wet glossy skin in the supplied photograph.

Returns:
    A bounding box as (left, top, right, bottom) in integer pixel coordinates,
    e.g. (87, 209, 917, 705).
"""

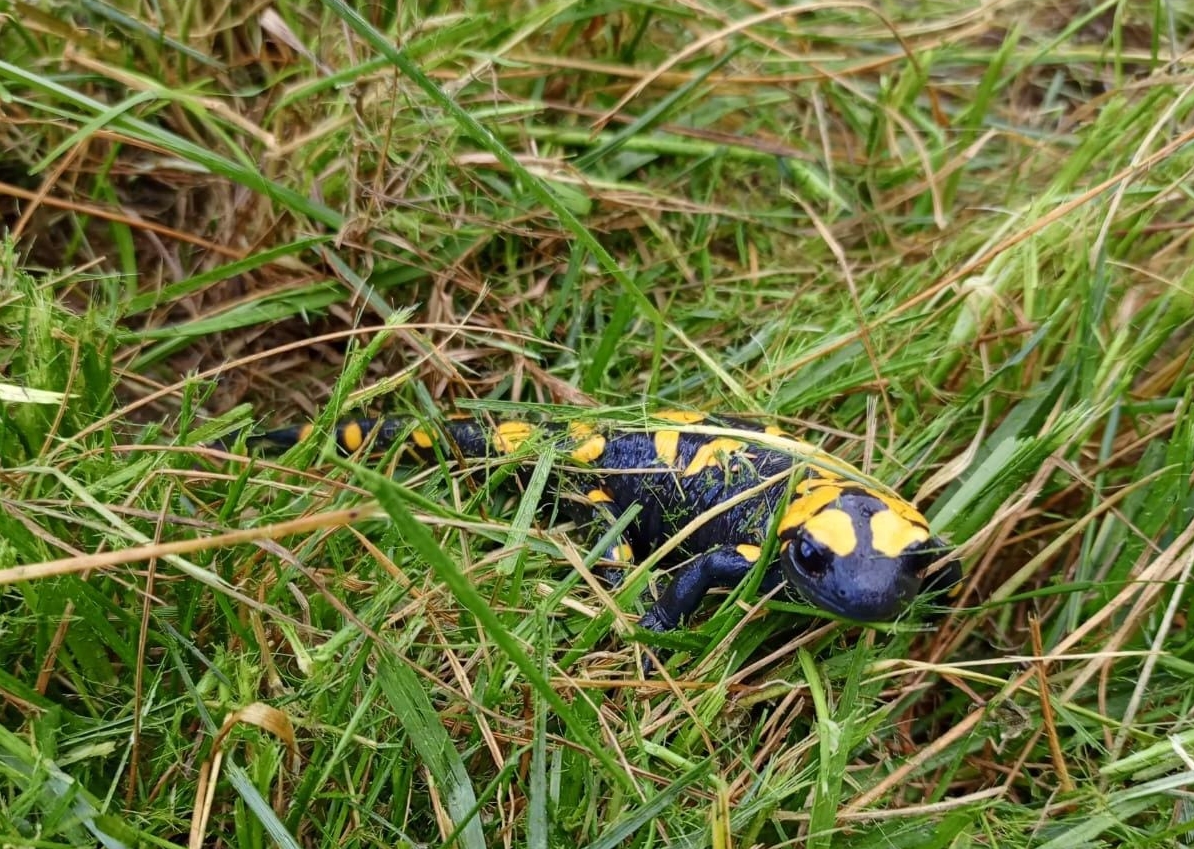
(241, 414, 961, 633)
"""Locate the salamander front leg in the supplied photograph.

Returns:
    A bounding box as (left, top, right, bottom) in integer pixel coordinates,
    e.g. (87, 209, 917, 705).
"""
(638, 544, 763, 633)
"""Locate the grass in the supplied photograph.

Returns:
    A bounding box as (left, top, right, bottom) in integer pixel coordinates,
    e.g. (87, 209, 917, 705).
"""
(2, 0, 1194, 846)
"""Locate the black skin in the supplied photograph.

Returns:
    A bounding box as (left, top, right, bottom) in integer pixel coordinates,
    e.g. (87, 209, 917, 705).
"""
(239, 416, 961, 639)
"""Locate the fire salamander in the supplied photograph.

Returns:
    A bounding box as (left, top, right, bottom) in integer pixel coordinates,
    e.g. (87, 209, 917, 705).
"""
(235, 411, 961, 637)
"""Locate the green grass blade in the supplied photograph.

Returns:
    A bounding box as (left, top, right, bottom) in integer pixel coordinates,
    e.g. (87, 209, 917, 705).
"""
(355, 463, 638, 794)
(375, 654, 488, 849)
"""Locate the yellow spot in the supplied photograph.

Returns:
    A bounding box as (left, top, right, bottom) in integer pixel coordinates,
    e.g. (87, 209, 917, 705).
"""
(493, 421, 535, 454)
(778, 486, 844, 535)
(736, 544, 762, 563)
(764, 425, 788, 437)
(655, 430, 680, 466)
(586, 488, 613, 504)
(411, 429, 434, 449)
(874, 491, 931, 528)
(611, 543, 635, 562)
(568, 421, 606, 463)
(340, 421, 364, 452)
(655, 410, 705, 424)
(795, 472, 845, 496)
(804, 508, 858, 556)
(682, 438, 747, 476)
(870, 509, 930, 558)
(297, 423, 315, 443)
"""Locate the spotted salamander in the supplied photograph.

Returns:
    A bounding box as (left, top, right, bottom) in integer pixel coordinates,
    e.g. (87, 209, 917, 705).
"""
(235, 411, 961, 635)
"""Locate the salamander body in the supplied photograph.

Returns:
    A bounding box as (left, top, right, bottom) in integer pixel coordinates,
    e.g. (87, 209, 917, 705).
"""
(238, 411, 961, 635)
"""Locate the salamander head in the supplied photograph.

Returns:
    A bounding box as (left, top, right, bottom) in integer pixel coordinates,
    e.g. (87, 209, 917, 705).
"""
(777, 485, 958, 621)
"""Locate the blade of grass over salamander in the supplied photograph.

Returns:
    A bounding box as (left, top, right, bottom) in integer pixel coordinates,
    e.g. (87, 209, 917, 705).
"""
(499, 447, 556, 611)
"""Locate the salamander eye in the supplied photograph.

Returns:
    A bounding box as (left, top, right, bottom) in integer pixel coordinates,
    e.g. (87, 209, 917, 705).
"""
(787, 530, 833, 577)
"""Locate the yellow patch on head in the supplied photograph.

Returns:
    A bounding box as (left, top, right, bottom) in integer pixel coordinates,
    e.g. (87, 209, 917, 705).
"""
(736, 544, 762, 563)
(655, 410, 706, 424)
(870, 509, 930, 558)
(804, 508, 858, 557)
(568, 421, 606, 463)
(493, 421, 536, 454)
(297, 423, 315, 443)
(764, 425, 788, 437)
(655, 430, 680, 466)
(586, 488, 613, 504)
(410, 429, 434, 449)
(682, 438, 747, 476)
(340, 421, 365, 452)
(874, 491, 931, 528)
(778, 486, 844, 535)
(796, 471, 845, 496)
